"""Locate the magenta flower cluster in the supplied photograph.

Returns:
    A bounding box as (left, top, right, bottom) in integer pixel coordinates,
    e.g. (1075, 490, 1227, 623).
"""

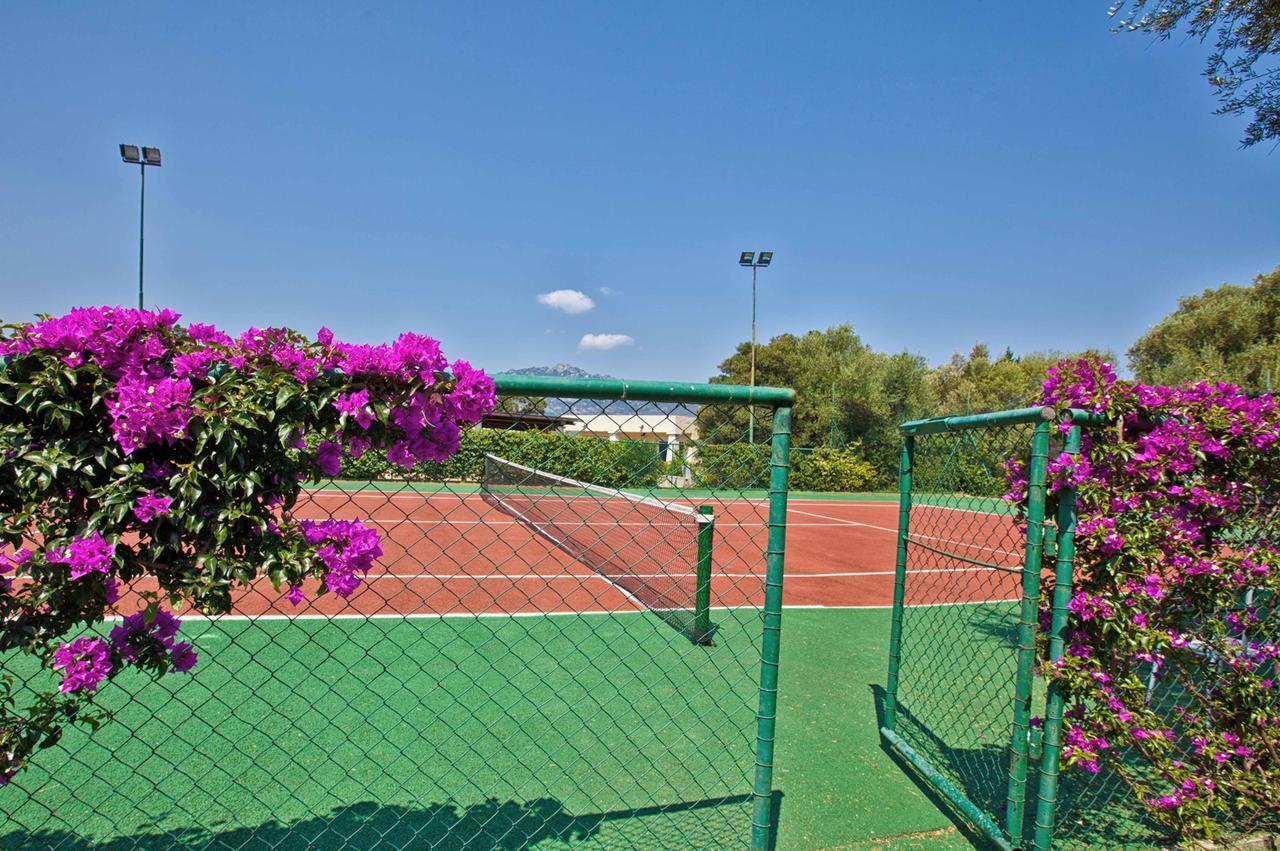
(46, 532, 115, 581)
(52, 637, 113, 694)
(1, 307, 496, 469)
(132, 491, 172, 522)
(1004, 355, 1280, 837)
(109, 609, 197, 673)
(297, 519, 384, 599)
(0, 306, 491, 789)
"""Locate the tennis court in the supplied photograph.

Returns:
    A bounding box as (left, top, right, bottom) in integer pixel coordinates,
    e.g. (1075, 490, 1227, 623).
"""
(109, 488, 1025, 623)
(0, 488, 1027, 849)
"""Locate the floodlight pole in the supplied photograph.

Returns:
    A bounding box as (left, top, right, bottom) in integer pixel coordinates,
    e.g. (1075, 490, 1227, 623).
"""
(750, 263, 758, 443)
(739, 251, 771, 443)
(137, 162, 146, 310)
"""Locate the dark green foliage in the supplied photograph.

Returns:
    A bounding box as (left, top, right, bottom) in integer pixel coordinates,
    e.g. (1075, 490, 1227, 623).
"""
(700, 325, 1101, 486)
(1112, 1, 1280, 147)
(1128, 266, 1280, 389)
(686, 443, 879, 493)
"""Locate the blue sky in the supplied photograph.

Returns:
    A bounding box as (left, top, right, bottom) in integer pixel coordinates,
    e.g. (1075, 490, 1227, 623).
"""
(2, 3, 1276, 381)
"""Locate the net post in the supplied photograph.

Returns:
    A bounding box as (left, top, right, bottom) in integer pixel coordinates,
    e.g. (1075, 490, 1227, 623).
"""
(695, 505, 715, 645)
(751, 404, 792, 851)
(1006, 419, 1052, 842)
(1032, 423, 1081, 851)
(882, 433, 914, 733)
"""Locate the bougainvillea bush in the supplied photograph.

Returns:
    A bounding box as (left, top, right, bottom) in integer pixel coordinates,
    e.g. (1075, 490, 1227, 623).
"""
(0, 307, 494, 785)
(1006, 356, 1280, 840)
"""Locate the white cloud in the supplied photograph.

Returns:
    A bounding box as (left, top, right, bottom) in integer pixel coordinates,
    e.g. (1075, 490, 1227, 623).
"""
(578, 333, 634, 351)
(536, 289, 595, 314)
(597, 286, 613, 296)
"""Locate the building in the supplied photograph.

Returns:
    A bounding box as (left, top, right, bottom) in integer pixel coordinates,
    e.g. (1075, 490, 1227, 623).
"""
(562, 412, 698, 466)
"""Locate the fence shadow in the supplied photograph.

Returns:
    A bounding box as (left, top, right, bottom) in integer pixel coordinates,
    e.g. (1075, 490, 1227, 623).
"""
(871, 684, 1169, 849)
(1, 793, 758, 850)
(870, 684, 999, 851)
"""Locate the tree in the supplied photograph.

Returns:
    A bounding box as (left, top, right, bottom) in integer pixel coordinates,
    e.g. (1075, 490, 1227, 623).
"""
(492, 395, 548, 416)
(701, 325, 933, 482)
(1128, 266, 1280, 388)
(929, 344, 1108, 414)
(1111, 1, 1280, 147)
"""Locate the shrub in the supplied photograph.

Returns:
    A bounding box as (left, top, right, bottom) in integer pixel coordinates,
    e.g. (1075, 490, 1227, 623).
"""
(687, 443, 771, 490)
(1003, 355, 1280, 841)
(790, 446, 879, 492)
(0, 308, 492, 786)
(686, 443, 879, 492)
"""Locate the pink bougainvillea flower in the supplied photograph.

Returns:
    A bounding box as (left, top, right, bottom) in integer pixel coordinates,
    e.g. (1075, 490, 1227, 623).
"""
(46, 532, 115, 580)
(52, 637, 113, 693)
(133, 491, 173, 522)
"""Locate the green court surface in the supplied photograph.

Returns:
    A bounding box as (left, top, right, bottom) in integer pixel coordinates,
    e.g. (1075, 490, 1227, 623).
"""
(0, 608, 998, 850)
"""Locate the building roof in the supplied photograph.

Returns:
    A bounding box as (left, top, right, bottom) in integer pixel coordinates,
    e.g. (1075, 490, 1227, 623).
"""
(479, 411, 578, 432)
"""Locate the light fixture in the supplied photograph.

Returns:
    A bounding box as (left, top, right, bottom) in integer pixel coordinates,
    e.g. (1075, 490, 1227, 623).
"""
(756, 251, 773, 267)
(739, 251, 755, 266)
(117, 143, 164, 309)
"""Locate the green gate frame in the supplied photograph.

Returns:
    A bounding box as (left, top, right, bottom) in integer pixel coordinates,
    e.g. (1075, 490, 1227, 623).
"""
(880, 405, 1091, 851)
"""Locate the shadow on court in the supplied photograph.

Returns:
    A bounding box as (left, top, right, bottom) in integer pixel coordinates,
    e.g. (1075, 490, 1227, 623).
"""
(871, 684, 999, 851)
(1, 793, 769, 850)
(870, 684, 1167, 850)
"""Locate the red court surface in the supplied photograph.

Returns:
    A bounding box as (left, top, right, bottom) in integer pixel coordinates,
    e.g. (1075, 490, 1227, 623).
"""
(117, 490, 1026, 620)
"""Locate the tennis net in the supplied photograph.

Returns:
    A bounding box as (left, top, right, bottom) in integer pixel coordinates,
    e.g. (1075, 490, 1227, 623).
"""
(481, 453, 716, 644)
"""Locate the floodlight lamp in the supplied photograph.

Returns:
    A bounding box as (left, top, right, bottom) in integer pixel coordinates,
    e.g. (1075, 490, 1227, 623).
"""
(142, 147, 161, 166)
(739, 251, 755, 266)
(757, 251, 773, 267)
(120, 144, 141, 164)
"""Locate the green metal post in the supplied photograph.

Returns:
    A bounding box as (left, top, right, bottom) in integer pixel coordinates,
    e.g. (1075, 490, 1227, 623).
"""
(695, 505, 715, 644)
(1006, 420, 1052, 842)
(1032, 424, 1082, 851)
(882, 434, 914, 732)
(751, 405, 792, 851)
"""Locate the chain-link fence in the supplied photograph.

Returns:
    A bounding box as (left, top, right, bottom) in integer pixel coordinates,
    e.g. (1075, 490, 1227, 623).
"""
(881, 407, 1053, 850)
(881, 405, 1280, 850)
(0, 375, 796, 850)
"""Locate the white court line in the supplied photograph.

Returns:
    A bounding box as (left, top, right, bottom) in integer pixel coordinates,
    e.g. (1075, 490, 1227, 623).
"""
(788, 506, 899, 534)
(788, 506, 1021, 562)
(304, 489, 1011, 516)
(173, 598, 1021, 623)
(359, 566, 1004, 581)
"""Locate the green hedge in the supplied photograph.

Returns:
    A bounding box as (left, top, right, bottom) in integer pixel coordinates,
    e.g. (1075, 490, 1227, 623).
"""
(338, 427, 664, 488)
(338, 429, 881, 493)
(790, 447, 879, 492)
(685, 443, 878, 492)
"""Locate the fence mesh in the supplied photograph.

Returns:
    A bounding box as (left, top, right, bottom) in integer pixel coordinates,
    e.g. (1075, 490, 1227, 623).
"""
(0, 385, 792, 850)
(884, 419, 1039, 846)
(885, 411, 1280, 850)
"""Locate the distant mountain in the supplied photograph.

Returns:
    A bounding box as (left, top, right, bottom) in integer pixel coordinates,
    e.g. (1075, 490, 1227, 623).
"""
(500, 363, 610, 380)
(496, 365, 697, 418)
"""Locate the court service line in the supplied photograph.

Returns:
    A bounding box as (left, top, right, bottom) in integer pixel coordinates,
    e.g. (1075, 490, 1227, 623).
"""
(788, 506, 1021, 561)
(179, 598, 1022, 623)
(359, 566, 1004, 581)
(304, 489, 1012, 516)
